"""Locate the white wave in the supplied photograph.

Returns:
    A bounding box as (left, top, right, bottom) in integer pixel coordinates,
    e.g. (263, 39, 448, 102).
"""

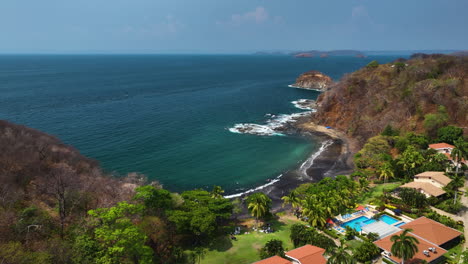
(299, 140, 333, 177)
(228, 111, 313, 136)
(228, 124, 283, 136)
(291, 99, 318, 111)
(224, 174, 283, 199)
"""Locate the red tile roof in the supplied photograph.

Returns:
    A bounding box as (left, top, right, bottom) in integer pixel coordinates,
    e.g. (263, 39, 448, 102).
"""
(429, 143, 455, 149)
(400, 217, 462, 246)
(253, 256, 291, 264)
(285, 245, 326, 264)
(374, 230, 446, 263)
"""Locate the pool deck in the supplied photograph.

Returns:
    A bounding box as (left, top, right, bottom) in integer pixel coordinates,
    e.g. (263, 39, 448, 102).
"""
(332, 206, 415, 234)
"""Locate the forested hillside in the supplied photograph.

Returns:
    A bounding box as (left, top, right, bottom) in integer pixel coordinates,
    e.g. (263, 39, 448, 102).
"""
(315, 54, 468, 146)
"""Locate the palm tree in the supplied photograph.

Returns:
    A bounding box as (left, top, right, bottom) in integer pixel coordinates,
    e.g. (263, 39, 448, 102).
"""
(378, 162, 395, 183)
(211, 185, 224, 199)
(390, 229, 419, 264)
(301, 195, 328, 228)
(327, 243, 355, 264)
(247, 193, 271, 228)
(451, 138, 467, 175)
(447, 174, 465, 204)
(281, 190, 301, 211)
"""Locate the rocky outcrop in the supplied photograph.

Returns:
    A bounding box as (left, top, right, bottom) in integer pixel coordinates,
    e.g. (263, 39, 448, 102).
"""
(290, 71, 333, 91)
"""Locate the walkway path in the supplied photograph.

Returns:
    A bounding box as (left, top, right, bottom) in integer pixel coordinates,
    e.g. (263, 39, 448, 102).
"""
(429, 180, 468, 249)
(459, 181, 468, 249)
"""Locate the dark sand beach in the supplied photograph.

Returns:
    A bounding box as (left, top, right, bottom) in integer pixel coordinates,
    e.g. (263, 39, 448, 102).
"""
(234, 116, 358, 215)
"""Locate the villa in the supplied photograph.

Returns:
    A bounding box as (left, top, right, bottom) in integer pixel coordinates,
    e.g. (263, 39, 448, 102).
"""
(429, 143, 467, 167)
(429, 143, 455, 154)
(374, 217, 462, 263)
(399, 171, 451, 198)
(254, 245, 326, 264)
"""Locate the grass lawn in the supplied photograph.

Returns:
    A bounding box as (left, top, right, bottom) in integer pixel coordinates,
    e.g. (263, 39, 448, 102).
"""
(345, 239, 362, 249)
(202, 215, 302, 264)
(357, 182, 401, 205)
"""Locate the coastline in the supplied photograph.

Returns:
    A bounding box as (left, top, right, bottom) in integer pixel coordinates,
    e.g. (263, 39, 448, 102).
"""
(230, 114, 357, 214)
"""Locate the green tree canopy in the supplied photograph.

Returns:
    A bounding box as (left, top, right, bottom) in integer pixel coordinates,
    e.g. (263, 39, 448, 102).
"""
(258, 239, 285, 259)
(87, 202, 153, 264)
(390, 229, 419, 264)
(327, 243, 355, 264)
(134, 185, 173, 215)
(353, 241, 380, 263)
(424, 106, 449, 138)
(437, 126, 463, 145)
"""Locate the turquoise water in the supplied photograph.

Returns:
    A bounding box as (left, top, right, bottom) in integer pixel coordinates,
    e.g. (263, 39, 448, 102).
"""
(341, 216, 376, 232)
(0, 55, 402, 194)
(380, 215, 399, 225)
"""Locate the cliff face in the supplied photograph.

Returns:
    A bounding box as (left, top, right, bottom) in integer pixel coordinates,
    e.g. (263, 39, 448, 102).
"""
(313, 55, 468, 146)
(291, 70, 334, 91)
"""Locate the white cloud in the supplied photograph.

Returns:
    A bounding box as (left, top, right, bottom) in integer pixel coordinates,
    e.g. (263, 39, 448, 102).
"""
(121, 15, 184, 37)
(217, 6, 281, 26)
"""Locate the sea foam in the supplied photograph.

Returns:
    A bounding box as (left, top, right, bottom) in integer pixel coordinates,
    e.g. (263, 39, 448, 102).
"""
(228, 111, 313, 136)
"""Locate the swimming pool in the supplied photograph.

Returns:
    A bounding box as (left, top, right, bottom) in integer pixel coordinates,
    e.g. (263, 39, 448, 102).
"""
(341, 216, 376, 232)
(395, 222, 406, 228)
(380, 215, 399, 225)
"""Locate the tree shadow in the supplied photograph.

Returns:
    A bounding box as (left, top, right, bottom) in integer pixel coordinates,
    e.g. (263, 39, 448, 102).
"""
(208, 235, 233, 252)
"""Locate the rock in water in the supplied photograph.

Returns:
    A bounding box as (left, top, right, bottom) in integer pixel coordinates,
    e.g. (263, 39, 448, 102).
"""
(290, 71, 333, 91)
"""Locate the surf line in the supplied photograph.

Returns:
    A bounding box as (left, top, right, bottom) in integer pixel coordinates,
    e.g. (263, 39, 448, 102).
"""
(224, 140, 333, 199)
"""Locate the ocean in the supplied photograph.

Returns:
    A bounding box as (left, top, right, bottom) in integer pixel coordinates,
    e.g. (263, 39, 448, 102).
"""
(0, 54, 401, 195)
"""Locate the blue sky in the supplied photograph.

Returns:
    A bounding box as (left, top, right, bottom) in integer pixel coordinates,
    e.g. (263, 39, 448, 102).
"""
(0, 0, 467, 53)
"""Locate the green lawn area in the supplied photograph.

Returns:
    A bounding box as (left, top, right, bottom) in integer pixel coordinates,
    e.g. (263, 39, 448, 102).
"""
(344, 239, 362, 249)
(202, 216, 302, 264)
(357, 182, 401, 205)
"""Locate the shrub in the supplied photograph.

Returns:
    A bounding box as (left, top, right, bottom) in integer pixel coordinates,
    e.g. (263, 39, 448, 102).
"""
(259, 239, 285, 259)
(424, 106, 449, 138)
(366, 60, 379, 69)
(353, 241, 380, 262)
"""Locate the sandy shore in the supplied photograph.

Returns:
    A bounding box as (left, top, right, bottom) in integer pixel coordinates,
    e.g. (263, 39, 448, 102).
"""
(233, 116, 358, 216)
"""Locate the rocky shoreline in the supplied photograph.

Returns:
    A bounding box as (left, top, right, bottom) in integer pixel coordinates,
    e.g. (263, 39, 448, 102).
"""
(231, 114, 357, 215)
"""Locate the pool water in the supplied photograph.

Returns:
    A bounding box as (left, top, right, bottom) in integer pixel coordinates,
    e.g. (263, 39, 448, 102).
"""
(380, 215, 399, 225)
(395, 222, 406, 228)
(341, 216, 376, 232)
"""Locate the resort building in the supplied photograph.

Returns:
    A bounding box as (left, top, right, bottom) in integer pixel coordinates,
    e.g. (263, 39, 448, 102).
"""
(253, 245, 326, 264)
(399, 217, 462, 249)
(374, 217, 462, 263)
(428, 143, 467, 167)
(375, 230, 447, 263)
(254, 256, 292, 264)
(429, 143, 455, 154)
(285, 244, 326, 264)
(400, 171, 451, 198)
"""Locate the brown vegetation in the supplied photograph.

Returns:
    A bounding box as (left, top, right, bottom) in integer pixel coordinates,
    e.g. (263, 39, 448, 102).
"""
(0, 120, 140, 248)
(314, 54, 468, 147)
